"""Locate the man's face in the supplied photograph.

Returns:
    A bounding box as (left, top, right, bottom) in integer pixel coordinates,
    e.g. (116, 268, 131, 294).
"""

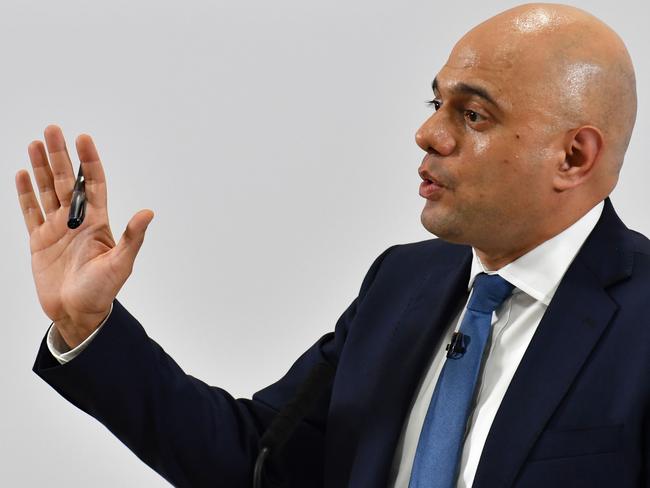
(416, 32, 564, 251)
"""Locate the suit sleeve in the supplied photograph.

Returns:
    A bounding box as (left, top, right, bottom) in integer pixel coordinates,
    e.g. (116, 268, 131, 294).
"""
(32, 245, 396, 487)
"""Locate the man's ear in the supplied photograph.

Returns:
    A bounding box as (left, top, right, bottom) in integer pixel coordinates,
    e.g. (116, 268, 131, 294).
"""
(553, 126, 604, 191)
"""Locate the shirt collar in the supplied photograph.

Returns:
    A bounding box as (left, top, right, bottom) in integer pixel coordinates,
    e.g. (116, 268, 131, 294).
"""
(467, 200, 605, 306)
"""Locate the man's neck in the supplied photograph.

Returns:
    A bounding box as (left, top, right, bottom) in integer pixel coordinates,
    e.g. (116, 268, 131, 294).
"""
(473, 199, 603, 271)
(473, 245, 537, 271)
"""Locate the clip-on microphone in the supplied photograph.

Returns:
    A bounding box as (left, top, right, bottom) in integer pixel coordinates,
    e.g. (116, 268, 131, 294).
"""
(446, 331, 467, 359)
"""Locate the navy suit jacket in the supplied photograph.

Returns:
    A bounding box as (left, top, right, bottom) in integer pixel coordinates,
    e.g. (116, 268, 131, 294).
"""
(34, 197, 650, 487)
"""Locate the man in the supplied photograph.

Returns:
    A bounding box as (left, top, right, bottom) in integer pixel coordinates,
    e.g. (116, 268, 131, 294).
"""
(16, 3, 648, 487)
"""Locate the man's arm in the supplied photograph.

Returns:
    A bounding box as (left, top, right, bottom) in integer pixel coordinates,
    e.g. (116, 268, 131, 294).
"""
(33, 245, 395, 487)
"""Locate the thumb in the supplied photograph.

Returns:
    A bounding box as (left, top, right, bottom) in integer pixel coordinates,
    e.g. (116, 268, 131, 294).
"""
(113, 209, 155, 271)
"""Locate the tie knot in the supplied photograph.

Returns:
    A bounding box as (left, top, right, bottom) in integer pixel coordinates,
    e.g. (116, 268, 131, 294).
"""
(467, 273, 514, 314)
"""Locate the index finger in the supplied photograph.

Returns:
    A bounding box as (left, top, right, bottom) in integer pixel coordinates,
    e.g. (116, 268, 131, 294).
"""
(75, 134, 107, 210)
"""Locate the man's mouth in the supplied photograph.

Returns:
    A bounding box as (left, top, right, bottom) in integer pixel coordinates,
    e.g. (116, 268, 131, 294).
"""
(419, 178, 445, 200)
(418, 167, 447, 200)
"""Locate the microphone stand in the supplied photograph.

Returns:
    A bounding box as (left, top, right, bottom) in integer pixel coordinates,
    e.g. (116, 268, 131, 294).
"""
(253, 362, 335, 488)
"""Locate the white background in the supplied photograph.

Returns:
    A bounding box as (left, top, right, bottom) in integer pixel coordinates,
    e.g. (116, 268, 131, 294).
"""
(2, 0, 648, 485)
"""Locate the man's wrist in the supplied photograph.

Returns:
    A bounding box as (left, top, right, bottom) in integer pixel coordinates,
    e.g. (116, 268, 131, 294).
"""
(53, 306, 113, 350)
(47, 303, 114, 364)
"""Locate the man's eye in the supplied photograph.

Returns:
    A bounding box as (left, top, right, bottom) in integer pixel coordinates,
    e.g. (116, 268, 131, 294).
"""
(464, 110, 484, 123)
(426, 99, 442, 111)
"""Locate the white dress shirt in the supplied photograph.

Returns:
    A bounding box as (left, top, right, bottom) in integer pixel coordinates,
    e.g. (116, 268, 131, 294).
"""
(47, 201, 605, 487)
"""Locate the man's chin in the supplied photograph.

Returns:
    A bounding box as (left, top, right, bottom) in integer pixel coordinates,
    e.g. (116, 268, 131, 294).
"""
(420, 208, 465, 243)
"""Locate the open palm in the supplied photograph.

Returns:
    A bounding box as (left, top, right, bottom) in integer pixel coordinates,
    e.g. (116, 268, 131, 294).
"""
(16, 125, 154, 348)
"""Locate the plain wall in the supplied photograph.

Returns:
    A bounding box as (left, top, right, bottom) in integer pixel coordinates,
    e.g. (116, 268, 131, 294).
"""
(2, 0, 648, 485)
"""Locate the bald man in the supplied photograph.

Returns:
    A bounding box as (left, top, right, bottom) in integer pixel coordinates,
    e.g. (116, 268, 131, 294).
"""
(22, 3, 648, 488)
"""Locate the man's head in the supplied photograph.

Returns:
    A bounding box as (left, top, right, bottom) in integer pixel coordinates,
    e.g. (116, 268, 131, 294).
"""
(416, 3, 637, 265)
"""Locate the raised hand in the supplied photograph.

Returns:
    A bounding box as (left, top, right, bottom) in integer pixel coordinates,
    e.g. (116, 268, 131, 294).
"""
(16, 125, 154, 348)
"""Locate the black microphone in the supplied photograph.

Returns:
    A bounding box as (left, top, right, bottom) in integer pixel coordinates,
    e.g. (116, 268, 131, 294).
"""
(253, 361, 335, 488)
(446, 331, 468, 359)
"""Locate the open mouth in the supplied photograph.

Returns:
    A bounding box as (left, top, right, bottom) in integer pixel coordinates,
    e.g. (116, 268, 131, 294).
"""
(419, 178, 445, 199)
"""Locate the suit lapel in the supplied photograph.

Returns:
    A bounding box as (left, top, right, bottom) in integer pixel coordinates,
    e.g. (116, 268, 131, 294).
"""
(473, 198, 634, 487)
(347, 243, 472, 487)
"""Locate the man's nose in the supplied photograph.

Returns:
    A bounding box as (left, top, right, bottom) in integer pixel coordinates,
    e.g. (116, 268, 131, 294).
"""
(415, 114, 456, 156)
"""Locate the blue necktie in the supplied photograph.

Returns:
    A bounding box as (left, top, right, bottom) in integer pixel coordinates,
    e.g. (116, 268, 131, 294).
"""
(408, 273, 514, 488)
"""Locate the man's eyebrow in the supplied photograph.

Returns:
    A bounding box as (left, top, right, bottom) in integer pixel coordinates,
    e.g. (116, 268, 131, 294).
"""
(432, 77, 501, 109)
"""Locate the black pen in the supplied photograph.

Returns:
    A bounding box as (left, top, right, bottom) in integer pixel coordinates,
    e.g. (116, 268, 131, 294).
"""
(67, 165, 86, 229)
